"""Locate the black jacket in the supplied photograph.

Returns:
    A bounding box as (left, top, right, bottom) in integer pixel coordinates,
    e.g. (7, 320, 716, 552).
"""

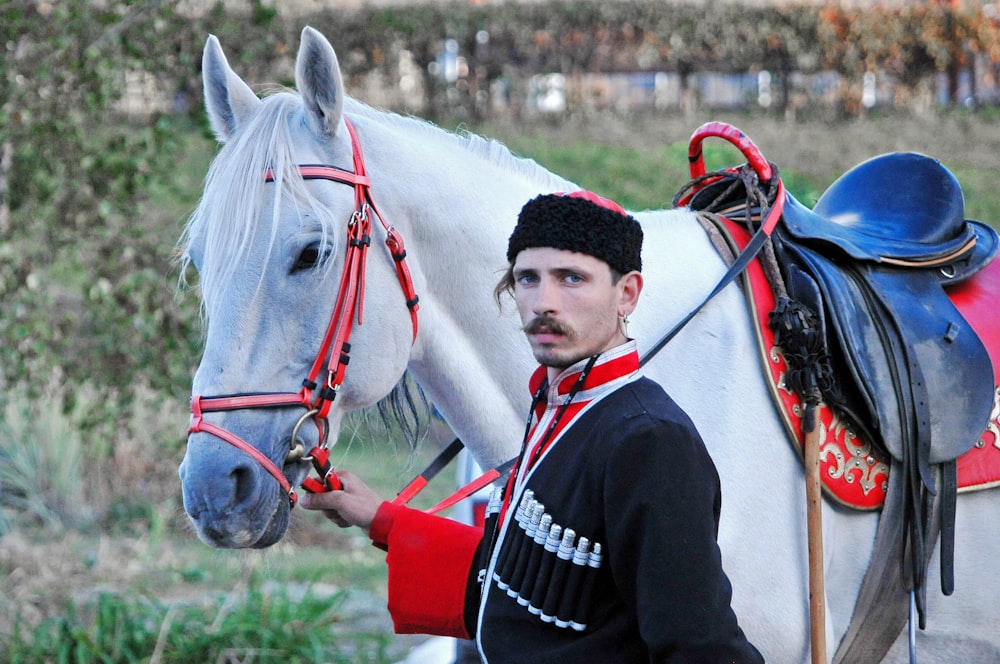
(470, 347, 763, 663)
(371, 344, 762, 663)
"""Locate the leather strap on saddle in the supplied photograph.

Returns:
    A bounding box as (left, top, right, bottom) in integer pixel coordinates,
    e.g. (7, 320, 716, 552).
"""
(832, 464, 944, 663)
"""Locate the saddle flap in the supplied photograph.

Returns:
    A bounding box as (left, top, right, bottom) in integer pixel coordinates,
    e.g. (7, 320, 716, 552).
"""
(859, 264, 995, 463)
(781, 240, 895, 453)
(783, 239, 995, 464)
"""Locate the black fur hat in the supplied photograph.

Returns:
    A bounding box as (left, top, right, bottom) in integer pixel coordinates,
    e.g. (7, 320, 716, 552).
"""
(506, 191, 643, 274)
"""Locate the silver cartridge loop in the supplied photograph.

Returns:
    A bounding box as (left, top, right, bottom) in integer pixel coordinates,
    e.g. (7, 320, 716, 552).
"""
(518, 490, 535, 516)
(485, 485, 504, 517)
(572, 537, 591, 563)
(517, 514, 553, 606)
(588, 542, 603, 568)
(528, 523, 564, 615)
(527, 502, 545, 534)
(557, 528, 577, 559)
(533, 514, 553, 545)
(543, 523, 563, 553)
(517, 497, 536, 528)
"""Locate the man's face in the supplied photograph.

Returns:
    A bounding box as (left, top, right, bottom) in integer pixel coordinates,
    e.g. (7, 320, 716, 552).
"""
(513, 247, 635, 372)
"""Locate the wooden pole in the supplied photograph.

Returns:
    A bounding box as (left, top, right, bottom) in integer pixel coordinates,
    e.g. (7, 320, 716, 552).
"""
(805, 404, 827, 664)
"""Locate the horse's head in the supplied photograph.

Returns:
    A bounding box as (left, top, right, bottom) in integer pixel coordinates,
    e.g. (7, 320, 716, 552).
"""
(178, 28, 418, 548)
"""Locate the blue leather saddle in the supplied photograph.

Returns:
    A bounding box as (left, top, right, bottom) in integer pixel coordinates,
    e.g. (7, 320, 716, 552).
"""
(776, 153, 996, 467)
(768, 153, 997, 622)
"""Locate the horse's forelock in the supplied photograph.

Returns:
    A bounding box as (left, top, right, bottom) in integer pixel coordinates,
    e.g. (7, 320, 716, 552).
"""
(183, 93, 340, 314)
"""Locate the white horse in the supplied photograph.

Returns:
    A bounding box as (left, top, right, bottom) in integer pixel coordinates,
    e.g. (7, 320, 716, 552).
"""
(178, 27, 1000, 662)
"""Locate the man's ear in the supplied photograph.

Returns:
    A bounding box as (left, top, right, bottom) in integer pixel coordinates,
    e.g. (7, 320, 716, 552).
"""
(618, 271, 643, 316)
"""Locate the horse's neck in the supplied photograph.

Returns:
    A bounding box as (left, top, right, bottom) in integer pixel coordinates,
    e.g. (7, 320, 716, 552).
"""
(356, 112, 571, 467)
(630, 208, 736, 362)
(405, 191, 545, 466)
(408, 298, 530, 467)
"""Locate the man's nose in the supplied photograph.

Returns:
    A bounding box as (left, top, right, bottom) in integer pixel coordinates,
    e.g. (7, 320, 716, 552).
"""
(532, 278, 558, 316)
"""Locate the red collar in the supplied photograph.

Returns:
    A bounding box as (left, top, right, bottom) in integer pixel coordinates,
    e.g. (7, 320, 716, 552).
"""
(528, 341, 640, 406)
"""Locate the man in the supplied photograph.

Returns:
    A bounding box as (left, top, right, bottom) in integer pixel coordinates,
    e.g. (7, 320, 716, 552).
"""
(302, 191, 762, 663)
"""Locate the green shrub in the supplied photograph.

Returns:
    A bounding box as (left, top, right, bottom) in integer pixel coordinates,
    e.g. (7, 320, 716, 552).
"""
(3, 583, 393, 663)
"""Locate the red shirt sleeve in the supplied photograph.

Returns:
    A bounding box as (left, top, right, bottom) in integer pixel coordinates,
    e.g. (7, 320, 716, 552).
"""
(370, 501, 482, 639)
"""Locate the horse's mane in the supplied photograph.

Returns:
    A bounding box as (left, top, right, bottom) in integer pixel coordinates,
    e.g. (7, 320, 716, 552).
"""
(342, 98, 576, 194)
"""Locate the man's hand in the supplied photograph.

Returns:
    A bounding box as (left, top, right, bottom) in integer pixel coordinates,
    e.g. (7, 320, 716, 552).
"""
(299, 470, 383, 535)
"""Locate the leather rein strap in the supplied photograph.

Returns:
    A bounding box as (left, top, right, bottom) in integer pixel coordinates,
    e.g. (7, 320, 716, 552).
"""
(188, 118, 419, 508)
(393, 121, 785, 514)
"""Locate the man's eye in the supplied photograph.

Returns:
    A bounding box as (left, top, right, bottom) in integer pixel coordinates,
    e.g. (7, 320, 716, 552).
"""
(517, 274, 538, 285)
(564, 274, 583, 284)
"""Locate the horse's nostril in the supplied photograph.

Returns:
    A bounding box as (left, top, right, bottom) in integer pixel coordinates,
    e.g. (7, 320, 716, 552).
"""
(231, 464, 256, 504)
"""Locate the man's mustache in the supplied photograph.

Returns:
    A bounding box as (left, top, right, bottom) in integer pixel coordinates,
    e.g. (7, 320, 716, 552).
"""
(523, 316, 570, 336)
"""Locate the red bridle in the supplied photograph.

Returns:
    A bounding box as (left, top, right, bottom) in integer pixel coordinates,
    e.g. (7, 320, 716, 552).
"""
(188, 118, 419, 508)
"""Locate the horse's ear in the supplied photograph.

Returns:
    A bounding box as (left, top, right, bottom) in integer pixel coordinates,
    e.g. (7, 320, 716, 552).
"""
(296, 26, 344, 138)
(202, 34, 261, 143)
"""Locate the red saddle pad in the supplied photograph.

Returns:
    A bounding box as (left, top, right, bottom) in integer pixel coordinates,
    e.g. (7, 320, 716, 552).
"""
(719, 217, 1000, 510)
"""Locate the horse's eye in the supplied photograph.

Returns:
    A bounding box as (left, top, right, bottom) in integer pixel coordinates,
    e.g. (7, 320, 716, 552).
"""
(293, 244, 330, 272)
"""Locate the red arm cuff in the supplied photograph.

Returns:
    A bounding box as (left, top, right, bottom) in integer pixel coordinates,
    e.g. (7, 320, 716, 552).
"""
(374, 504, 482, 639)
(369, 500, 397, 551)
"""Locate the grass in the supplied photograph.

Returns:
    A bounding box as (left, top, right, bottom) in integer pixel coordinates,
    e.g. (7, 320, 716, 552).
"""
(0, 390, 89, 532)
(0, 383, 456, 662)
